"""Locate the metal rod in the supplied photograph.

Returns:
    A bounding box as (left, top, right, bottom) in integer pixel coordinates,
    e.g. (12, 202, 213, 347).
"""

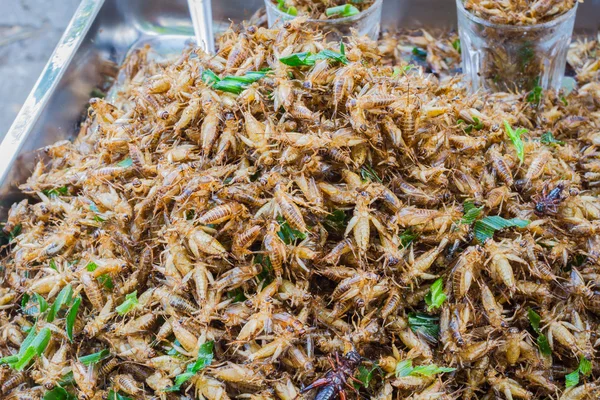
(188, 0, 215, 54)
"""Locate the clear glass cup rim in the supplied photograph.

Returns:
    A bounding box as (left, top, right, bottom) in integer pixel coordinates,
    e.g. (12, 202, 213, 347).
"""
(456, 0, 578, 31)
(265, 0, 383, 24)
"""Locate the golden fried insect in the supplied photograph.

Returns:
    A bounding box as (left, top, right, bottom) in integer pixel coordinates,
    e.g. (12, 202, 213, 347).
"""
(2, 17, 600, 400)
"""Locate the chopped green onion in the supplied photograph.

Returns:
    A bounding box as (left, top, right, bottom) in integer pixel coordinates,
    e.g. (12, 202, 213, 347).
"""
(412, 47, 427, 59)
(504, 120, 527, 163)
(452, 38, 461, 54)
(354, 364, 378, 388)
(526, 78, 543, 105)
(408, 313, 439, 343)
(117, 158, 133, 168)
(410, 364, 456, 376)
(395, 359, 455, 378)
(165, 341, 214, 392)
(566, 358, 592, 388)
(42, 186, 69, 197)
(202, 69, 269, 95)
(399, 229, 419, 248)
(116, 291, 139, 315)
(279, 47, 348, 67)
(66, 296, 81, 342)
(277, 216, 307, 244)
(277, 0, 298, 16)
(460, 201, 483, 225)
(34, 293, 49, 313)
(425, 278, 447, 312)
(279, 52, 315, 67)
(474, 216, 530, 243)
(14, 328, 51, 370)
(43, 386, 78, 400)
(360, 165, 382, 183)
(540, 131, 564, 146)
(79, 349, 111, 365)
(326, 4, 360, 17)
(47, 284, 73, 323)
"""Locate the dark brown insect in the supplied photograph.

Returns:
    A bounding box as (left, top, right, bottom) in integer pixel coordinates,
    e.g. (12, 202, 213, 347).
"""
(533, 183, 565, 216)
(300, 351, 363, 400)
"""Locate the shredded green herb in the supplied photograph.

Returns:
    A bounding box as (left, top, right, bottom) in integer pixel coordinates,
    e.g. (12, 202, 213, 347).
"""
(504, 120, 527, 163)
(86, 262, 114, 289)
(540, 131, 564, 146)
(408, 313, 439, 343)
(277, 0, 298, 15)
(202, 69, 269, 95)
(360, 164, 382, 183)
(255, 254, 274, 285)
(47, 284, 73, 323)
(354, 364, 379, 389)
(412, 47, 427, 59)
(227, 288, 247, 303)
(117, 158, 133, 168)
(116, 291, 139, 315)
(277, 216, 307, 244)
(526, 78, 543, 105)
(325, 4, 360, 17)
(452, 38, 461, 54)
(279, 43, 349, 67)
(13, 327, 52, 370)
(457, 117, 483, 133)
(399, 229, 419, 248)
(460, 201, 483, 225)
(425, 278, 447, 312)
(395, 359, 455, 377)
(324, 209, 348, 232)
(165, 341, 214, 392)
(527, 308, 552, 356)
(107, 391, 133, 400)
(474, 216, 530, 243)
(43, 387, 78, 400)
(565, 357, 592, 388)
(42, 186, 69, 197)
(66, 296, 81, 342)
(79, 349, 111, 365)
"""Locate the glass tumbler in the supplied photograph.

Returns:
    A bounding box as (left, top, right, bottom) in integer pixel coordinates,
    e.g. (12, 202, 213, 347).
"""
(457, 0, 577, 93)
(264, 0, 383, 42)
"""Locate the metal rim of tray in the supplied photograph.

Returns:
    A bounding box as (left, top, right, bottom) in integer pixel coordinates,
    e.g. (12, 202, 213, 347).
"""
(0, 0, 106, 188)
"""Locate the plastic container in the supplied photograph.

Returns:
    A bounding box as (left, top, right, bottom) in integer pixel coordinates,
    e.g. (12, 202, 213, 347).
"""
(265, 0, 383, 41)
(457, 0, 577, 93)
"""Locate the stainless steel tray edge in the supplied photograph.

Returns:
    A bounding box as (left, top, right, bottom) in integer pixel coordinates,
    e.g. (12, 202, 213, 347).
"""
(0, 0, 106, 211)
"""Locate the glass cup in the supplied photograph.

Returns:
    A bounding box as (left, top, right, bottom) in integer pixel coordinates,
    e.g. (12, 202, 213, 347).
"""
(264, 0, 383, 42)
(456, 0, 578, 93)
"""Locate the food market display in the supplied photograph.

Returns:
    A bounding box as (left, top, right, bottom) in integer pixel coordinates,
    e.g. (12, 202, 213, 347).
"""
(463, 0, 580, 25)
(1, 14, 600, 400)
(458, 0, 579, 93)
(271, 0, 376, 19)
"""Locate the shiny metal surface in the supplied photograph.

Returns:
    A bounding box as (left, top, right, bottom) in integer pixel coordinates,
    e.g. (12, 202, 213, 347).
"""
(1, 0, 599, 217)
(188, 0, 216, 53)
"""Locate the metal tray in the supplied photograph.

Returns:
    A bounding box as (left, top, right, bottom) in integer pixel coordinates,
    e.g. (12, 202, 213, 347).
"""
(1, 0, 599, 217)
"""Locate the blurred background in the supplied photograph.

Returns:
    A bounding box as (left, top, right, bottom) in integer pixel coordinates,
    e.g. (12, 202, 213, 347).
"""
(1, 0, 599, 137)
(1, 0, 80, 132)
